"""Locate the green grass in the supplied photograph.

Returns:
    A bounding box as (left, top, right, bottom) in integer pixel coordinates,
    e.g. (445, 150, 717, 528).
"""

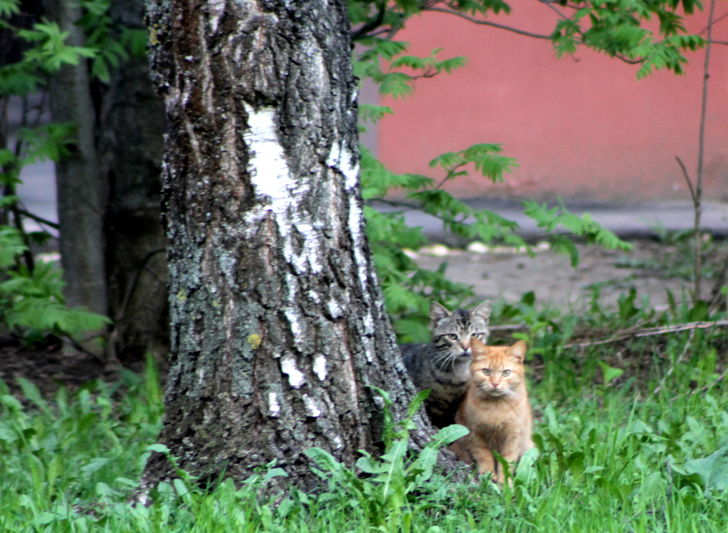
(1, 316, 728, 532)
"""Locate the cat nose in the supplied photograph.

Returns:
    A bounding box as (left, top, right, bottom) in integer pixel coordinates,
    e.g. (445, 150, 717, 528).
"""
(461, 339, 470, 351)
(492, 381, 500, 388)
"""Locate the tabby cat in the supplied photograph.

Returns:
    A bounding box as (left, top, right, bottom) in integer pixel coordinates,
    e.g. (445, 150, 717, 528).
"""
(450, 338, 534, 484)
(400, 300, 491, 428)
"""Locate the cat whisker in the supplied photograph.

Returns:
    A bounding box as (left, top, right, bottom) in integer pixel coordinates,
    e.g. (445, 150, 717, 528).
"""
(434, 350, 461, 370)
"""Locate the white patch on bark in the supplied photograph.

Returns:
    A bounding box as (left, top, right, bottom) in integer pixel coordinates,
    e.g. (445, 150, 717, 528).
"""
(347, 195, 370, 295)
(328, 144, 359, 189)
(243, 104, 324, 276)
(347, 195, 377, 363)
(281, 356, 305, 388)
(208, 0, 225, 32)
(185, 122, 202, 167)
(303, 395, 321, 417)
(327, 299, 343, 319)
(268, 392, 280, 416)
(243, 103, 328, 340)
(285, 307, 302, 338)
(243, 105, 297, 209)
(362, 336, 375, 364)
(313, 354, 327, 381)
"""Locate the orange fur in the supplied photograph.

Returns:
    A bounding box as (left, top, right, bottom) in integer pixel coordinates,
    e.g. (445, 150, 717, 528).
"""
(450, 338, 534, 484)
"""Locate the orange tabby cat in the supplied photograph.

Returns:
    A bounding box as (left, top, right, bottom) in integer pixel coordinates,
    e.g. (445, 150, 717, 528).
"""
(450, 338, 533, 484)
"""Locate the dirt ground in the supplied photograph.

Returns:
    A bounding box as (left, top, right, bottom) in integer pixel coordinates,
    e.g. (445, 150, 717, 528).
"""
(2, 239, 726, 397)
(410, 239, 726, 311)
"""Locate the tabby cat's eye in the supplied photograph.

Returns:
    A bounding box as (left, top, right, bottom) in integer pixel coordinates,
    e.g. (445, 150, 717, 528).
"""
(446, 334, 458, 341)
(502, 370, 511, 377)
(482, 369, 491, 376)
(474, 332, 486, 339)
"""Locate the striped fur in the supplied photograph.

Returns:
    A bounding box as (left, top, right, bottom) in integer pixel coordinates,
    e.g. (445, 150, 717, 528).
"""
(400, 301, 491, 428)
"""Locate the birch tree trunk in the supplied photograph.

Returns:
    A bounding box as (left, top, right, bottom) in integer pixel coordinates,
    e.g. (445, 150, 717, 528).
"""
(141, 0, 439, 490)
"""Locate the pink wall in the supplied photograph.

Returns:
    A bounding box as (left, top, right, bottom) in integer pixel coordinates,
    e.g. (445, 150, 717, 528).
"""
(377, 2, 728, 202)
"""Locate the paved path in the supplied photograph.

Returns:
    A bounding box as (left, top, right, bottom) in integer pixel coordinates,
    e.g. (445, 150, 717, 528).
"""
(374, 198, 728, 244)
(18, 164, 728, 240)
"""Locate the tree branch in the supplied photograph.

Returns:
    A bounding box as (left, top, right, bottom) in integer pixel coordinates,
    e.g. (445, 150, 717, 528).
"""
(427, 7, 552, 40)
(351, 0, 388, 41)
(537, 0, 570, 21)
(675, 156, 697, 205)
(699, 10, 728, 34)
(16, 208, 60, 230)
(692, 0, 716, 302)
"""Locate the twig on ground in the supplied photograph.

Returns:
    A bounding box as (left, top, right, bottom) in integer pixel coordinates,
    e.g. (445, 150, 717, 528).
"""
(490, 324, 529, 331)
(564, 320, 728, 349)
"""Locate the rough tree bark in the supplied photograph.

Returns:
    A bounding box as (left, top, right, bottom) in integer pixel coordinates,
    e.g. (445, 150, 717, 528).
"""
(98, 0, 168, 362)
(47, 0, 108, 318)
(140, 0, 445, 491)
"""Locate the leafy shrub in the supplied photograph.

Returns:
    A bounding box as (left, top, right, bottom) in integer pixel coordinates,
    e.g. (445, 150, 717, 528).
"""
(306, 388, 468, 531)
(0, 232, 109, 342)
(0, 0, 145, 343)
(352, 23, 633, 342)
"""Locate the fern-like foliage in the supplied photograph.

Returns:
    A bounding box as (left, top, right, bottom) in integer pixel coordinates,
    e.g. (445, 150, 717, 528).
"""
(0, 1, 120, 344)
(523, 201, 633, 267)
(0, 232, 110, 343)
(350, 0, 705, 79)
(351, 1, 639, 341)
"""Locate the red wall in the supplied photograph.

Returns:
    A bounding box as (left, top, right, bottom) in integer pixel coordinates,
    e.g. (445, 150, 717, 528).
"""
(377, 1, 728, 202)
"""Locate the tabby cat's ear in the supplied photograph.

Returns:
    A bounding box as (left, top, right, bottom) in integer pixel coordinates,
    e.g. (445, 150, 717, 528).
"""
(471, 337, 489, 359)
(429, 301, 452, 322)
(472, 300, 492, 320)
(508, 340, 527, 363)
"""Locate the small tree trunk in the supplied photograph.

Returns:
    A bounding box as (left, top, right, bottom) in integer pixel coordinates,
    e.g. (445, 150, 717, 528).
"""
(47, 0, 108, 319)
(98, 0, 168, 362)
(140, 0, 441, 492)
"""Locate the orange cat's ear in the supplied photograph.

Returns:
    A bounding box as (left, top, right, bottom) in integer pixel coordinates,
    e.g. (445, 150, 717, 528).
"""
(508, 340, 527, 363)
(471, 337, 489, 359)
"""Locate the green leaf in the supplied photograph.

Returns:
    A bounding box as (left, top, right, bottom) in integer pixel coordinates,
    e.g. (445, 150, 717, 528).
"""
(599, 361, 625, 386)
(684, 446, 728, 491)
(430, 424, 470, 447)
(263, 467, 288, 481)
(359, 104, 394, 125)
(0, 227, 27, 268)
(305, 447, 341, 471)
(81, 457, 110, 474)
(146, 443, 170, 454)
(406, 389, 430, 418)
(0, 0, 21, 18)
(16, 377, 48, 412)
(516, 447, 539, 484)
(380, 72, 412, 99)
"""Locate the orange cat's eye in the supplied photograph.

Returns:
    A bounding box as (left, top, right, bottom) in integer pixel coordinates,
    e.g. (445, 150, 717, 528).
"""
(502, 370, 511, 376)
(482, 369, 491, 376)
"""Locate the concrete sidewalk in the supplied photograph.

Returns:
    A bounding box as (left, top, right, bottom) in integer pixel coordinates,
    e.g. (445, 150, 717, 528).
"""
(373, 198, 728, 245)
(17, 161, 728, 242)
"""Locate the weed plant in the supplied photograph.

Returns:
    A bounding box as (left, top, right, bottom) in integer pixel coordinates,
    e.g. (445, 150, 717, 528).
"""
(2, 308, 728, 532)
